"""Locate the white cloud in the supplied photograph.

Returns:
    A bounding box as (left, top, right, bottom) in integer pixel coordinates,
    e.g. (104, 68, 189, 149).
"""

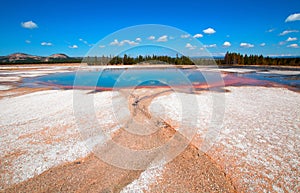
(120, 40, 138, 46)
(21, 21, 38, 29)
(99, 45, 105, 48)
(110, 39, 138, 46)
(285, 13, 300, 22)
(157, 35, 168, 42)
(135, 37, 142, 42)
(69, 45, 78, 49)
(286, 37, 297, 42)
(240, 42, 254, 48)
(279, 30, 299, 36)
(41, 42, 52, 46)
(79, 38, 93, 46)
(287, 43, 299, 48)
(181, 34, 190, 38)
(279, 37, 298, 45)
(260, 43, 266, 47)
(110, 39, 119, 46)
(25, 40, 31, 44)
(193, 34, 203, 38)
(185, 43, 196, 50)
(203, 27, 216, 34)
(204, 44, 217, 48)
(223, 41, 231, 47)
(267, 28, 275, 33)
(148, 36, 155, 40)
(79, 39, 87, 44)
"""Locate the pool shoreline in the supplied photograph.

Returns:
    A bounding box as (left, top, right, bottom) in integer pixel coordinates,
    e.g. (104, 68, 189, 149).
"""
(1, 64, 299, 98)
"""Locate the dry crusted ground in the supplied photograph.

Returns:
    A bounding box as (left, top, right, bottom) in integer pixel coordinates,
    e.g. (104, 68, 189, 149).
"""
(0, 86, 236, 193)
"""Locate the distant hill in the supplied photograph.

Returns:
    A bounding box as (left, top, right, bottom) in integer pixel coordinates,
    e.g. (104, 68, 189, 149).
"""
(44, 53, 70, 62)
(1, 53, 42, 63)
(47, 53, 69, 59)
(0, 53, 82, 64)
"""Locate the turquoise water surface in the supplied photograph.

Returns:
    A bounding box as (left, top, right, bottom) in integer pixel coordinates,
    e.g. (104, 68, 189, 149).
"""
(22, 67, 300, 90)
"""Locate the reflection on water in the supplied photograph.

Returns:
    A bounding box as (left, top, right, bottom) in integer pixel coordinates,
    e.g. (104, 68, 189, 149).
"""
(22, 68, 209, 88)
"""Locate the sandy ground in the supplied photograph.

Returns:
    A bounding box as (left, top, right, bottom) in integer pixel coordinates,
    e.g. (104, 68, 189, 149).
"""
(0, 64, 299, 192)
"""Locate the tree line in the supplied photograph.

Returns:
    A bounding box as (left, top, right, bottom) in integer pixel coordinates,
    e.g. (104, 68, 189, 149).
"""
(219, 52, 300, 66)
(87, 53, 300, 66)
(86, 54, 194, 65)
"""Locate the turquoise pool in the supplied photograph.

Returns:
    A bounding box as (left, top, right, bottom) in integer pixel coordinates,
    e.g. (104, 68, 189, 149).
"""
(22, 67, 300, 91)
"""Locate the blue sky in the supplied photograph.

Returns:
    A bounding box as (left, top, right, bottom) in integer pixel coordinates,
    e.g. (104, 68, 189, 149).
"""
(0, 0, 300, 57)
